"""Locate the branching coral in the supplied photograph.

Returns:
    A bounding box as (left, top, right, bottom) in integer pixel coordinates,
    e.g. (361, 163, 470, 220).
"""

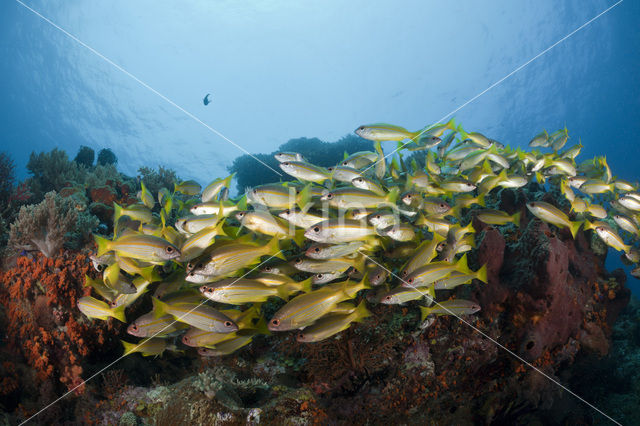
(7, 191, 98, 257)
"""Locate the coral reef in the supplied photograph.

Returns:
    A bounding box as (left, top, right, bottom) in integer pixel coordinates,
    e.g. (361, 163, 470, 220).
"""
(27, 148, 85, 199)
(97, 148, 118, 166)
(137, 165, 177, 197)
(228, 134, 373, 192)
(0, 152, 16, 210)
(74, 146, 95, 168)
(7, 191, 98, 257)
(0, 138, 637, 425)
(0, 253, 122, 419)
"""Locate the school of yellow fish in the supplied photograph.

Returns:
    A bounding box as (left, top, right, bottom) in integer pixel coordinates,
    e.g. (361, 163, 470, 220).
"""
(77, 120, 640, 357)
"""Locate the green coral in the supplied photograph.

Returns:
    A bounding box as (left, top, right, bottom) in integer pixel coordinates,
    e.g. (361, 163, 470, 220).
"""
(97, 148, 118, 166)
(137, 166, 178, 197)
(26, 148, 85, 199)
(73, 145, 95, 167)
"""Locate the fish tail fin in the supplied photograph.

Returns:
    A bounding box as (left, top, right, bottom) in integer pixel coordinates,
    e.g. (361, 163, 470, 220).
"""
(151, 297, 169, 318)
(457, 124, 468, 140)
(476, 193, 486, 207)
(121, 340, 137, 356)
(351, 254, 367, 274)
(444, 117, 457, 131)
(237, 195, 247, 211)
(475, 264, 488, 284)
(138, 265, 161, 283)
(224, 173, 235, 191)
(419, 305, 432, 322)
(83, 274, 94, 288)
(161, 209, 169, 232)
(292, 228, 306, 248)
(111, 305, 127, 323)
(297, 184, 312, 210)
(299, 277, 313, 294)
(113, 202, 123, 223)
(344, 272, 370, 298)
(94, 234, 111, 257)
(353, 300, 372, 323)
(214, 219, 227, 237)
(455, 253, 471, 274)
(386, 187, 400, 204)
(266, 236, 285, 260)
(569, 220, 583, 239)
(449, 206, 461, 221)
(104, 262, 120, 288)
(254, 316, 271, 335)
(512, 211, 522, 228)
(426, 285, 435, 302)
(276, 284, 292, 300)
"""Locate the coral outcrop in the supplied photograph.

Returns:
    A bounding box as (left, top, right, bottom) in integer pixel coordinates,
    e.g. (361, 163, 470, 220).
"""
(0, 253, 121, 418)
(7, 191, 98, 258)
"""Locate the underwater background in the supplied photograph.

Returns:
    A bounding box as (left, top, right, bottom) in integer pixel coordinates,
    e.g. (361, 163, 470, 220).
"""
(1, 0, 640, 424)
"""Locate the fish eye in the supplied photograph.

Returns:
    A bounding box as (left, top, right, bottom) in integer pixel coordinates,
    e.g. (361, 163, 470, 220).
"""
(358, 126, 364, 131)
(342, 161, 349, 166)
(188, 272, 195, 277)
(284, 209, 290, 215)
(297, 333, 305, 340)
(384, 296, 392, 301)
(283, 162, 289, 166)
(224, 321, 233, 327)
(316, 274, 323, 279)
(252, 189, 257, 194)
(313, 226, 320, 233)
(440, 203, 446, 208)
(375, 214, 381, 219)
(264, 266, 272, 272)
(408, 278, 414, 284)
(295, 258, 303, 264)
(165, 246, 174, 253)
(131, 325, 138, 331)
(327, 167, 334, 171)
(96, 264, 104, 272)
(314, 247, 320, 253)
(271, 319, 280, 326)
(326, 193, 333, 199)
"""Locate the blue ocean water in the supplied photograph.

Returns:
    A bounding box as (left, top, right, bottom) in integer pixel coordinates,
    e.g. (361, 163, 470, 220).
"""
(1, 0, 639, 294)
